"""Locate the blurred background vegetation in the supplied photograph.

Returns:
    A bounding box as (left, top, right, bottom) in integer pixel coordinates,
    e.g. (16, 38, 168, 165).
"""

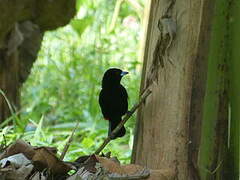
(0, 0, 144, 163)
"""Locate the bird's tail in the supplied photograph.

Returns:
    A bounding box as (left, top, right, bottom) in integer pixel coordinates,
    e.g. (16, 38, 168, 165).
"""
(108, 117, 126, 139)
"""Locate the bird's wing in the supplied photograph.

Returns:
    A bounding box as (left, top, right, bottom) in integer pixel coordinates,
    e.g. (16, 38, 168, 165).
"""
(99, 90, 110, 119)
(120, 85, 128, 115)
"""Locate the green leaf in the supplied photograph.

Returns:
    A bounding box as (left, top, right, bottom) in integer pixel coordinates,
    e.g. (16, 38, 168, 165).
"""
(76, 0, 84, 11)
(71, 16, 94, 37)
(34, 115, 44, 141)
(82, 137, 94, 148)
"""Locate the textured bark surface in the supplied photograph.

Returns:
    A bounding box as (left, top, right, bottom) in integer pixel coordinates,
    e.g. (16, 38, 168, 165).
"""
(132, 0, 215, 179)
(0, 0, 76, 122)
(228, 0, 240, 177)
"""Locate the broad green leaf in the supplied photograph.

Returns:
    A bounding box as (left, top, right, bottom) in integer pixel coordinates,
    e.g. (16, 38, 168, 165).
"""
(76, 0, 84, 11)
(82, 137, 94, 148)
(70, 16, 94, 37)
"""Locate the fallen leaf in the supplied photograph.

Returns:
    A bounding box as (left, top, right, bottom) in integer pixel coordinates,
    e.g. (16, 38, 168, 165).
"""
(32, 147, 75, 175)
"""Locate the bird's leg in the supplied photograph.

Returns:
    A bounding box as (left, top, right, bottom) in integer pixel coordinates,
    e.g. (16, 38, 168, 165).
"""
(109, 133, 116, 140)
(126, 110, 132, 116)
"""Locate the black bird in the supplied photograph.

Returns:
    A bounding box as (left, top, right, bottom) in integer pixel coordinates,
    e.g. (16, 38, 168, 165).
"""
(99, 68, 129, 139)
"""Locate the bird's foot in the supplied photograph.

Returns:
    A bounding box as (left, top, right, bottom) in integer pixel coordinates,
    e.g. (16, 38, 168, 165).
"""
(109, 133, 116, 140)
(126, 110, 132, 116)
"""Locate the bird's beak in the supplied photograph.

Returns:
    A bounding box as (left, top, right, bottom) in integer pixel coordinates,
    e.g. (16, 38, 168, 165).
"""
(120, 71, 129, 76)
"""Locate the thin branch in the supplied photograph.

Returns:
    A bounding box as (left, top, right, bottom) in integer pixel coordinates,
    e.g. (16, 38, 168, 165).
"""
(0, 89, 21, 126)
(0, 89, 15, 117)
(60, 121, 80, 160)
(95, 89, 152, 155)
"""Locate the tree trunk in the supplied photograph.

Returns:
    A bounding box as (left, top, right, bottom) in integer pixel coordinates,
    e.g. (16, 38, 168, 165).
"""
(132, 0, 238, 179)
(0, 50, 20, 121)
(0, 0, 76, 122)
(228, 0, 240, 178)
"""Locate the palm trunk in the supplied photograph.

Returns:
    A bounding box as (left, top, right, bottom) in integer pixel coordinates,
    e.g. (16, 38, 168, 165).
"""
(132, 0, 239, 179)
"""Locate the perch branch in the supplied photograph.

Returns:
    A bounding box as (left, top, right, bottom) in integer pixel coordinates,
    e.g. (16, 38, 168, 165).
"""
(95, 89, 152, 155)
(60, 121, 80, 160)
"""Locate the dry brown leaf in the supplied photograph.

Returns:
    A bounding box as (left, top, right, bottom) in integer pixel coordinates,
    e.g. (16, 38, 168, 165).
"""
(96, 155, 147, 175)
(121, 164, 147, 175)
(82, 154, 99, 173)
(0, 139, 58, 162)
(96, 155, 123, 174)
(0, 139, 35, 160)
(32, 147, 74, 175)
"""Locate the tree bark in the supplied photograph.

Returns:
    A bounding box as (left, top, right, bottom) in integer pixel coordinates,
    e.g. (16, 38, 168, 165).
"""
(132, 0, 224, 179)
(226, 0, 240, 178)
(133, 0, 240, 178)
(0, 0, 76, 122)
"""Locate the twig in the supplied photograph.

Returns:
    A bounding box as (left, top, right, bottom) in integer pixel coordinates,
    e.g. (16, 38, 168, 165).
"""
(0, 89, 15, 115)
(60, 121, 80, 160)
(95, 89, 152, 155)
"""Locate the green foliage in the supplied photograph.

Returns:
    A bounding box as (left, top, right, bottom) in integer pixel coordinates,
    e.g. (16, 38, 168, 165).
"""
(71, 16, 94, 37)
(1, 0, 143, 163)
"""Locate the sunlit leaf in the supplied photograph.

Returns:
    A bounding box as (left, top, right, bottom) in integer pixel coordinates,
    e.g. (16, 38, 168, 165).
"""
(82, 137, 94, 148)
(76, 0, 84, 11)
(33, 115, 44, 141)
(70, 16, 94, 37)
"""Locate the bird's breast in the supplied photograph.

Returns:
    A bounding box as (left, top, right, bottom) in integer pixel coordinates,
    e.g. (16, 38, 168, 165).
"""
(100, 86, 128, 117)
